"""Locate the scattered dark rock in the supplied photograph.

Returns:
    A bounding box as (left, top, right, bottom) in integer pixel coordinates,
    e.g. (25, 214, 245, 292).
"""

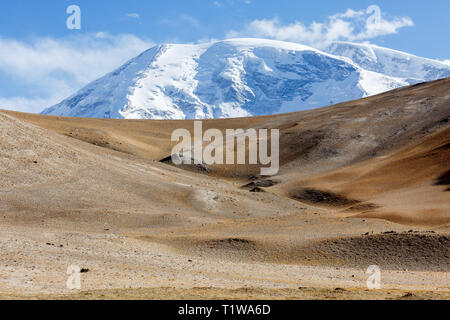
(300, 233, 450, 272)
(434, 170, 450, 191)
(227, 238, 251, 244)
(249, 187, 265, 193)
(80, 268, 90, 273)
(242, 180, 277, 189)
(160, 154, 210, 173)
(45, 242, 63, 248)
(291, 188, 360, 207)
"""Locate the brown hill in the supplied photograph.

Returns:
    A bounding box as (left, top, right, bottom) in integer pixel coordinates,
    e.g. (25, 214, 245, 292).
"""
(0, 78, 449, 299)
(4, 78, 449, 226)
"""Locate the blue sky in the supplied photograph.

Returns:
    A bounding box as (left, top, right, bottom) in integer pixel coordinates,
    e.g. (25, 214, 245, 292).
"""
(0, 0, 449, 113)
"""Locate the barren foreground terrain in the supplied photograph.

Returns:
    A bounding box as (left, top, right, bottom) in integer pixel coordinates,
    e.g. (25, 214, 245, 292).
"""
(0, 78, 449, 299)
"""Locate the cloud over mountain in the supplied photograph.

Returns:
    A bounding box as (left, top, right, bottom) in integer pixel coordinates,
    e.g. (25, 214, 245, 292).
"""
(227, 5, 414, 48)
(0, 33, 153, 113)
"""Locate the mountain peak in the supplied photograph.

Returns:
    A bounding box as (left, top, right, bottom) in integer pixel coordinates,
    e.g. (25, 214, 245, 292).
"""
(324, 41, 450, 82)
(42, 38, 450, 120)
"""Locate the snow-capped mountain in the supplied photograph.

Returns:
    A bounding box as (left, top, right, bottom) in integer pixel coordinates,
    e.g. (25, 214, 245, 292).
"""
(324, 42, 450, 84)
(42, 38, 450, 120)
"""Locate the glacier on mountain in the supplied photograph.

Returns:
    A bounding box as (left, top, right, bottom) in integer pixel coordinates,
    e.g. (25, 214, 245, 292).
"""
(324, 42, 450, 84)
(42, 38, 450, 120)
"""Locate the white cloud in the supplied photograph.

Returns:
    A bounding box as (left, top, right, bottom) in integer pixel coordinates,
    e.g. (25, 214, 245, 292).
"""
(227, 5, 414, 48)
(0, 33, 153, 113)
(125, 13, 140, 19)
(0, 95, 63, 114)
(442, 60, 450, 66)
(213, 0, 250, 8)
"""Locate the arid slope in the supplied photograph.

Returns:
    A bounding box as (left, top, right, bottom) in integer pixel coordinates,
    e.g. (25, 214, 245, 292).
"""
(4, 78, 450, 226)
(0, 78, 449, 299)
